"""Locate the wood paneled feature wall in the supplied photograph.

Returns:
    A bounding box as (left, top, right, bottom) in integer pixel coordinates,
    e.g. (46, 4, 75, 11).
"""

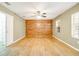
(25, 20, 52, 38)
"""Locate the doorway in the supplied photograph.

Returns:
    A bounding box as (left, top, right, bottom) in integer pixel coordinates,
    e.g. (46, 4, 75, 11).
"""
(0, 11, 7, 54)
(0, 11, 14, 55)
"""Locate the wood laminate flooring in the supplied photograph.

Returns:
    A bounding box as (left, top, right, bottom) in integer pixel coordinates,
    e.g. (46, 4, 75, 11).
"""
(6, 37, 79, 56)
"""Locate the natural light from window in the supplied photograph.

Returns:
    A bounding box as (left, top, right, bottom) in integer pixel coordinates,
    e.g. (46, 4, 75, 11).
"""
(71, 12, 79, 39)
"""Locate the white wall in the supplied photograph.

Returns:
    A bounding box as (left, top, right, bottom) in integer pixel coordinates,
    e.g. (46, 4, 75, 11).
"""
(53, 3, 79, 50)
(0, 4, 25, 42)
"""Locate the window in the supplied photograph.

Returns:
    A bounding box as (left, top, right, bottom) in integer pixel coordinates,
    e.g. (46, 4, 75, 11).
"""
(71, 12, 79, 39)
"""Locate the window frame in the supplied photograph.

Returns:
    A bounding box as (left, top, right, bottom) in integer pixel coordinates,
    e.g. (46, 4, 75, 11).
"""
(71, 12, 79, 39)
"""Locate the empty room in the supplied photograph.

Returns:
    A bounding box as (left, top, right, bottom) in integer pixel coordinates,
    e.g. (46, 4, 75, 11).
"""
(0, 2, 79, 56)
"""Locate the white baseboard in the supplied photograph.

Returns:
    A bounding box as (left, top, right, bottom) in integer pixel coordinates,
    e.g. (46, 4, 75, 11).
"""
(7, 36, 25, 46)
(53, 35, 79, 52)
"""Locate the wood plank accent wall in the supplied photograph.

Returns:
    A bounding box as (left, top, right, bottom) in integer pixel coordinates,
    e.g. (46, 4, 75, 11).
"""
(25, 19, 52, 38)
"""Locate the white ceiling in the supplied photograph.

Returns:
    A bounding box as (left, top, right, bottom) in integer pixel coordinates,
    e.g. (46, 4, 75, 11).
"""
(1, 2, 77, 19)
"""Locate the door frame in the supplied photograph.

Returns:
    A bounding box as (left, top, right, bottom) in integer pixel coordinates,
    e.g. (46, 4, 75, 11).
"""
(6, 13, 14, 46)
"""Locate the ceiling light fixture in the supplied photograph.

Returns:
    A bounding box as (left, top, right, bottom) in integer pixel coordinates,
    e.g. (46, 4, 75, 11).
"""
(36, 15, 42, 19)
(31, 10, 47, 19)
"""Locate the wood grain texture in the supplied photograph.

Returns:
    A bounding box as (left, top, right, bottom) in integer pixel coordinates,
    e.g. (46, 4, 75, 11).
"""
(7, 37, 79, 56)
(25, 20, 52, 38)
(4, 19, 79, 56)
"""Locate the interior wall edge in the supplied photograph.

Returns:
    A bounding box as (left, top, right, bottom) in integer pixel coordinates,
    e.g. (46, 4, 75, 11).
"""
(0, 4, 23, 20)
(0, 4, 25, 42)
(54, 3, 79, 19)
(53, 35, 79, 52)
(53, 3, 79, 50)
(7, 35, 25, 46)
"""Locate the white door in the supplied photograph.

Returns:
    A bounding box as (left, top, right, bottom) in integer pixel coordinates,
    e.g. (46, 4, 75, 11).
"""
(0, 11, 14, 47)
(0, 11, 6, 49)
(6, 14, 14, 46)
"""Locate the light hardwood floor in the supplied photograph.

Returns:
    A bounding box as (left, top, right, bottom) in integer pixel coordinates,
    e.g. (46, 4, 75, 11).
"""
(7, 37, 79, 56)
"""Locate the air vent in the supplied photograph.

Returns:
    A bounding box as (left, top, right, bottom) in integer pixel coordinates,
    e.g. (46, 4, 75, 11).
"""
(5, 2, 11, 5)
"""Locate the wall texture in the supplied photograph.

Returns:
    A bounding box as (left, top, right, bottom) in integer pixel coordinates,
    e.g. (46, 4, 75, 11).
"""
(53, 3, 79, 50)
(0, 4, 25, 41)
(25, 20, 52, 38)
